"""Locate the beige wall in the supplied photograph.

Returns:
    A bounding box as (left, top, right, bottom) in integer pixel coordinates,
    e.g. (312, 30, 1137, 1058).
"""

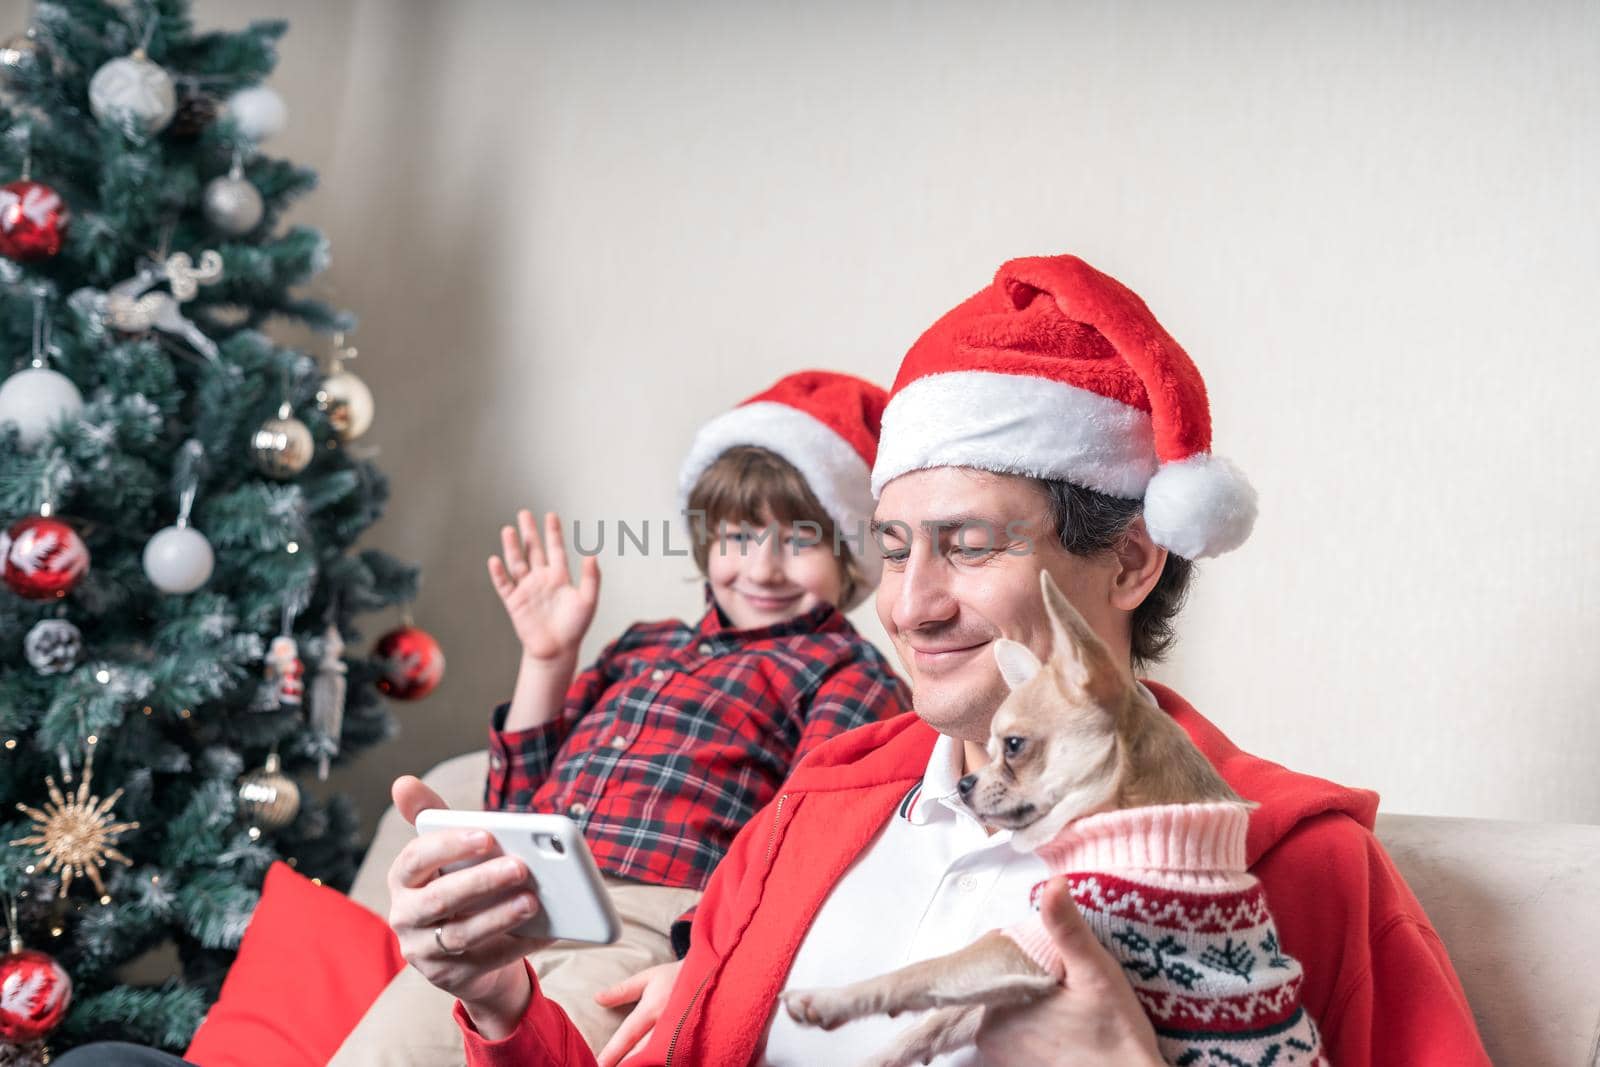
(179, 0, 1598, 832)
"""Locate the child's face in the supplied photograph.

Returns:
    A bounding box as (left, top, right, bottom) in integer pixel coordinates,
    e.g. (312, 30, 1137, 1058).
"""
(705, 511, 846, 629)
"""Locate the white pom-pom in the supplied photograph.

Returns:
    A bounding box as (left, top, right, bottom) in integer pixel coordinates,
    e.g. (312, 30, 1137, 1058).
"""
(1143, 453, 1257, 559)
(227, 86, 288, 142)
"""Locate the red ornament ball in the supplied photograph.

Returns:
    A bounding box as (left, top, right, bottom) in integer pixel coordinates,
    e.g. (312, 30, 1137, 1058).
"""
(0, 948, 72, 1043)
(1, 515, 89, 600)
(0, 179, 69, 261)
(373, 625, 445, 700)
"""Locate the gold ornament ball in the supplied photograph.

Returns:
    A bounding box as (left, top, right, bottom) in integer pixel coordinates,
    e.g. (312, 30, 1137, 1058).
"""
(250, 411, 314, 478)
(237, 753, 301, 831)
(317, 368, 375, 442)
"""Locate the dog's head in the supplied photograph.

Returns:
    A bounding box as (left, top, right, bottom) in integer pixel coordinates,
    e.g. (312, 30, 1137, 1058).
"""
(959, 569, 1242, 849)
(957, 569, 1131, 848)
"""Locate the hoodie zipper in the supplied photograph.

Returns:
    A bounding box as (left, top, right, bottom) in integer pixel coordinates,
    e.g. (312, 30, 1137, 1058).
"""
(664, 793, 790, 1067)
(764, 793, 789, 860)
(664, 971, 710, 1067)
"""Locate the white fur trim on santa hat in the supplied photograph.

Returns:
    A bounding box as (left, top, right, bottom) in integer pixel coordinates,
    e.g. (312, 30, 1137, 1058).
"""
(677, 401, 882, 607)
(1142, 453, 1258, 560)
(871, 371, 1158, 499)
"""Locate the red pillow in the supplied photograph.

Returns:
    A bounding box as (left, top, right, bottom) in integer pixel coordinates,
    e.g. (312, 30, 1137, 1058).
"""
(184, 862, 405, 1067)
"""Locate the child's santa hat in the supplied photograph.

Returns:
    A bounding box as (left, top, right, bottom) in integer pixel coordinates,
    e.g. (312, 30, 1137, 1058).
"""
(678, 370, 887, 606)
(871, 254, 1257, 559)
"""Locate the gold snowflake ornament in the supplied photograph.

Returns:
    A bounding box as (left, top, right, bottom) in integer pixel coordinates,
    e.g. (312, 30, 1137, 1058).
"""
(11, 762, 140, 899)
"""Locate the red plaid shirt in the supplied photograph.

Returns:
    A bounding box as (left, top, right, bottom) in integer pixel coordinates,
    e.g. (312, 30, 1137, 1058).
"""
(486, 587, 910, 890)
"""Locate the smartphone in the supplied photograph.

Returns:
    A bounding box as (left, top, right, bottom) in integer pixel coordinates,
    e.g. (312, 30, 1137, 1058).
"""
(413, 809, 621, 945)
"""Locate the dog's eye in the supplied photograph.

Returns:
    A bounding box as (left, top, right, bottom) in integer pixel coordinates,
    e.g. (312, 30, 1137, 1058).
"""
(1003, 736, 1026, 757)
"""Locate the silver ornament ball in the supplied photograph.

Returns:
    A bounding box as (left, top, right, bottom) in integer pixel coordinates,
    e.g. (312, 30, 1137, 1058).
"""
(250, 411, 314, 479)
(24, 619, 82, 675)
(237, 752, 301, 831)
(89, 53, 177, 134)
(202, 175, 264, 236)
(142, 524, 215, 594)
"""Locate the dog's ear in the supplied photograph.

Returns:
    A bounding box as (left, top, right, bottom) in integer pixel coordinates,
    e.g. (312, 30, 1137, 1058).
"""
(1039, 569, 1121, 697)
(993, 638, 1042, 692)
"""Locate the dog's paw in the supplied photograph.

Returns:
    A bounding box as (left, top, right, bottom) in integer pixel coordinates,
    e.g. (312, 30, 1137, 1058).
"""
(780, 987, 861, 1030)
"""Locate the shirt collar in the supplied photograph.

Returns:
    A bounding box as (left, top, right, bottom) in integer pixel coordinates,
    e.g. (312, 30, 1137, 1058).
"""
(899, 681, 1162, 827)
(692, 582, 841, 645)
(902, 733, 966, 826)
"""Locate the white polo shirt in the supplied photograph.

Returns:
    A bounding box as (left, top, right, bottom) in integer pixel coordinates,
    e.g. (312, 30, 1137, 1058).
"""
(761, 731, 1051, 1065)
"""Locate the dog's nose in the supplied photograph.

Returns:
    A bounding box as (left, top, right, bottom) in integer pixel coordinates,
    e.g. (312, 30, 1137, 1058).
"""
(957, 774, 977, 797)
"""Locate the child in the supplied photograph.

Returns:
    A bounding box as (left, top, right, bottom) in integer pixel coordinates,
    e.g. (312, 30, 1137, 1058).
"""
(329, 370, 908, 1066)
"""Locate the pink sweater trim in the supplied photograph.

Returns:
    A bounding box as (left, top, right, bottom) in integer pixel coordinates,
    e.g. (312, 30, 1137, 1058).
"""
(1031, 802, 1251, 877)
(1005, 916, 1067, 981)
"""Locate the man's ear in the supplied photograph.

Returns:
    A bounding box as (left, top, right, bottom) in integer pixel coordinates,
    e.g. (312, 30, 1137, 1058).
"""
(1039, 569, 1120, 695)
(1109, 516, 1168, 613)
(993, 638, 1042, 692)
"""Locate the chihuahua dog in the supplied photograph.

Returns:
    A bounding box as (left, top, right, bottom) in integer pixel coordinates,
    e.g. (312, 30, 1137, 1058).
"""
(781, 569, 1255, 1067)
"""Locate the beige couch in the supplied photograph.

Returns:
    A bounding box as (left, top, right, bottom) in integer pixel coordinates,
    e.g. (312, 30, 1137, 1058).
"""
(350, 751, 1600, 1067)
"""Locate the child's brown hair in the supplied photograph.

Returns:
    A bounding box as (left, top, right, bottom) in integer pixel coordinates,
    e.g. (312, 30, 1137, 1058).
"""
(686, 446, 864, 610)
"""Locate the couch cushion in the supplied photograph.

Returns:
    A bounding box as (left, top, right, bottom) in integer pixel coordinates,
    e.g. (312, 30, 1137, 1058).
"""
(1375, 813, 1600, 1066)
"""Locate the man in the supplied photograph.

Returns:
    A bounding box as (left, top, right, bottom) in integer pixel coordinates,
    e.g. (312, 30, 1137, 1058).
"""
(385, 253, 1490, 1065)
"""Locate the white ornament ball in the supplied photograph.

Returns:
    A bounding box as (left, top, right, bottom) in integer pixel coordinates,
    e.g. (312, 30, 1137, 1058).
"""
(89, 53, 177, 134)
(0, 367, 84, 448)
(203, 174, 264, 236)
(142, 524, 215, 594)
(226, 86, 288, 143)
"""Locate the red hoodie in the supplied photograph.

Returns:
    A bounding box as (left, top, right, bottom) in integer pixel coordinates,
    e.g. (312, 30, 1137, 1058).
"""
(457, 683, 1489, 1066)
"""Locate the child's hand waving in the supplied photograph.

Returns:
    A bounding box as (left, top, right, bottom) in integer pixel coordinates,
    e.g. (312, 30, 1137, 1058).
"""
(488, 509, 601, 664)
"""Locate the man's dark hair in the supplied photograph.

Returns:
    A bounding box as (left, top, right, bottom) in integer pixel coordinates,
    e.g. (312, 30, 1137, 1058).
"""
(1036, 479, 1193, 668)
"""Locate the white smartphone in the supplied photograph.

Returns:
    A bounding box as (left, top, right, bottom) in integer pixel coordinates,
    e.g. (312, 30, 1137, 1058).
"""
(413, 809, 621, 945)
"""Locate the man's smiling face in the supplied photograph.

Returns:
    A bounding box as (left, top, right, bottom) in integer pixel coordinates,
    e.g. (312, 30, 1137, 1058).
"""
(872, 467, 1122, 744)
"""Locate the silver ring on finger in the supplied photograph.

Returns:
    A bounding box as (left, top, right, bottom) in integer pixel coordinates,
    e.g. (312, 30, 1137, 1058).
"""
(434, 925, 465, 957)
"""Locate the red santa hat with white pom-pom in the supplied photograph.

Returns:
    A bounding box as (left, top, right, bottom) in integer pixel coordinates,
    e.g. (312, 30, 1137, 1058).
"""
(871, 254, 1257, 559)
(678, 370, 887, 606)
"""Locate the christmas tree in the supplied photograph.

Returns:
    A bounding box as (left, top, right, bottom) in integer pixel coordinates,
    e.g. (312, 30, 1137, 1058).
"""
(0, 1, 437, 1056)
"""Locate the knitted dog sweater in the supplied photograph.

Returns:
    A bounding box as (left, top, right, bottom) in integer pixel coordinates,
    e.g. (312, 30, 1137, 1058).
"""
(1003, 803, 1328, 1067)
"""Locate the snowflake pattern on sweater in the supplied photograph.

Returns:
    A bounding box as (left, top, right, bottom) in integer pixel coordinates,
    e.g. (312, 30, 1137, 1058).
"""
(1002, 803, 1328, 1067)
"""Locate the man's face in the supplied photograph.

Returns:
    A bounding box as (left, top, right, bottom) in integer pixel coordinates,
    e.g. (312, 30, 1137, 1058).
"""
(872, 468, 1123, 744)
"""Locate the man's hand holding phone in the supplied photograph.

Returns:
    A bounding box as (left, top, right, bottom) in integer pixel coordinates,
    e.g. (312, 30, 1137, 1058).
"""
(385, 776, 547, 1040)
